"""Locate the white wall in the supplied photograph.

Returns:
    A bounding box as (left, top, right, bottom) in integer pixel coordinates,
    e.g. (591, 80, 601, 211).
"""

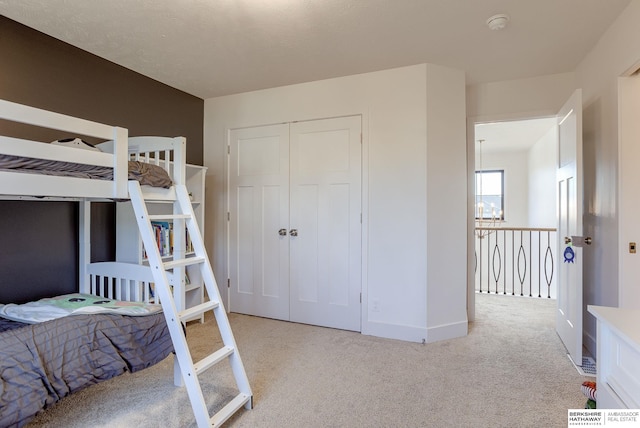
(203, 64, 467, 343)
(619, 74, 640, 309)
(467, 72, 576, 120)
(528, 126, 558, 228)
(426, 64, 468, 342)
(574, 0, 640, 354)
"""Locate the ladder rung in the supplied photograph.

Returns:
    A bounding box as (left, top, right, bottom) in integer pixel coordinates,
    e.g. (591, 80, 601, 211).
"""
(178, 300, 219, 321)
(148, 214, 192, 221)
(163, 256, 205, 270)
(194, 346, 234, 374)
(210, 393, 252, 427)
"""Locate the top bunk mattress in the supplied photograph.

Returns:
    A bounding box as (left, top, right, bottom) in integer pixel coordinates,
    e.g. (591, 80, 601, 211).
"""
(0, 154, 173, 189)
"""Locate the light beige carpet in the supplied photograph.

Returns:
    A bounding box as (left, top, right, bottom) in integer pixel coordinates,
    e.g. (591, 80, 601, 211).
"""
(26, 293, 588, 427)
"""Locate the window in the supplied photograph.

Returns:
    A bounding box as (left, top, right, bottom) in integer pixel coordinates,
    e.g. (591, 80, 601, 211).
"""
(475, 170, 504, 220)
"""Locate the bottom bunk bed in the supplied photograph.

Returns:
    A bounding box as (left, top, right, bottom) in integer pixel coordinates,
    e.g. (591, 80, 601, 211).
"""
(0, 265, 173, 428)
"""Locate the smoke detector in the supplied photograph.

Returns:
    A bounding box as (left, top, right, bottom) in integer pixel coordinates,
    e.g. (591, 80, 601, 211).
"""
(486, 14, 509, 30)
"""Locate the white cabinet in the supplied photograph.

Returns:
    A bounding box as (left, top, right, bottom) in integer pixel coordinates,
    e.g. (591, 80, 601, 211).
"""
(116, 164, 207, 322)
(587, 305, 640, 409)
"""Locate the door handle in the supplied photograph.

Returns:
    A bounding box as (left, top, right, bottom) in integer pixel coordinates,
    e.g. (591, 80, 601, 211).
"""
(566, 236, 592, 246)
(289, 229, 298, 237)
(571, 235, 592, 247)
(278, 228, 287, 236)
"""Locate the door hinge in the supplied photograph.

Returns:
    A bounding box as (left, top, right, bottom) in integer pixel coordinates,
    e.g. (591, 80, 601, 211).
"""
(360, 133, 363, 144)
(227, 144, 230, 154)
(360, 213, 362, 223)
(360, 293, 362, 303)
(227, 278, 230, 288)
(227, 212, 230, 221)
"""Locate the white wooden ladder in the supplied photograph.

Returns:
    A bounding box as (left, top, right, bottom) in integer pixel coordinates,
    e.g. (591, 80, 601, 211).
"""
(128, 181, 252, 427)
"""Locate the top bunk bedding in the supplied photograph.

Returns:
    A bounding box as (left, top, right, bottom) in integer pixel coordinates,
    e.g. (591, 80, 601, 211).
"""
(0, 152, 173, 188)
(0, 99, 186, 200)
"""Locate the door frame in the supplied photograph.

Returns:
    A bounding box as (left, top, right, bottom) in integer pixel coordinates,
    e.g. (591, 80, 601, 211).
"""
(466, 112, 559, 322)
(224, 114, 370, 331)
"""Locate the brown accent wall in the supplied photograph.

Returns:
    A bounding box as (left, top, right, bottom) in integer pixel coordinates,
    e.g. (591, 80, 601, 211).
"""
(0, 17, 205, 303)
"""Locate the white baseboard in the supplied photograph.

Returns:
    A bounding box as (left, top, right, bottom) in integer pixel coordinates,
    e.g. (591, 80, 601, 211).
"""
(362, 319, 468, 343)
(362, 320, 428, 343)
(426, 319, 468, 343)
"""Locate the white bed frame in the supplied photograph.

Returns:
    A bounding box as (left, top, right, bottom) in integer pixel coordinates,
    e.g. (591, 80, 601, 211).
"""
(1, 100, 255, 427)
(0, 98, 184, 303)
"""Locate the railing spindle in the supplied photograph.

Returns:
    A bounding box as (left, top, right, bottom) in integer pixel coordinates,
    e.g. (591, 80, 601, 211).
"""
(492, 233, 502, 293)
(544, 230, 554, 298)
(511, 230, 515, 295)
(503, 230, 507, 294)
(528, 230, 532, 297)
(479, 234, 484, 293)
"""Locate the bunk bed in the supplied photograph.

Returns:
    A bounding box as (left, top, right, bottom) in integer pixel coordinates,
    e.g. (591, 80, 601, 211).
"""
(0, 99, 185, 427)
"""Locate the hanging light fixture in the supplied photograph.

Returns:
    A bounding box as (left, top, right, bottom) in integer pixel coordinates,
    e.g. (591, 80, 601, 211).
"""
(475, 139, 503, 239)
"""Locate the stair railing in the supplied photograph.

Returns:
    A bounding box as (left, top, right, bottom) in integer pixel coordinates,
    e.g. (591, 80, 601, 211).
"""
(475, 227, 557, 298)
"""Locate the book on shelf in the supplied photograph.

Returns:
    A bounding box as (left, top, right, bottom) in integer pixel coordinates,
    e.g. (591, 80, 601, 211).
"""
(150, 221, 172, 257)
(186, 228, 193, 253)
(142, 221, 192, 259)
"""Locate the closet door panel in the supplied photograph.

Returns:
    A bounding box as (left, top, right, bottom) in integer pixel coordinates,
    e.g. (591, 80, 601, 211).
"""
(262, 185, 284, 297)
(291, 184, 320, 303)
(289, 116, 362, 331)
(327, 183, 350, 306)
(229, 124, 290, 320)
(236, 186, 255, 294)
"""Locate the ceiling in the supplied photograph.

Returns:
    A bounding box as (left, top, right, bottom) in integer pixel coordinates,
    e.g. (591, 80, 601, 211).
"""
(0, 1, 631, 153)
(0, 0, 632, 100)
(475, 117, 557, 153)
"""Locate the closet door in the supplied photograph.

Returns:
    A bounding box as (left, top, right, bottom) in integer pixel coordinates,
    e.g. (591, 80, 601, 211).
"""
(228, 124, 290, 320)
(289, 116, 362, 331)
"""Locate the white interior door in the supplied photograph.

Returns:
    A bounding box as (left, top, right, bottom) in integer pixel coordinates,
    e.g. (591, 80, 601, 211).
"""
(556, 89, 584, 365)
(228, 124, 290, 320)
(289, 116, 362, 331)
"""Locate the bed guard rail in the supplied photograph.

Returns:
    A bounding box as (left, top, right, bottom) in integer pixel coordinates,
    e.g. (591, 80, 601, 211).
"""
(85, 261, 177, 304)
(0, 99, 129, 198)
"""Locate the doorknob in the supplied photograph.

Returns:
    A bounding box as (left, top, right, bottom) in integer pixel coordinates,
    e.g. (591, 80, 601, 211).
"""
(278, 228, 287, 236)
(289, 229, 298, 237)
